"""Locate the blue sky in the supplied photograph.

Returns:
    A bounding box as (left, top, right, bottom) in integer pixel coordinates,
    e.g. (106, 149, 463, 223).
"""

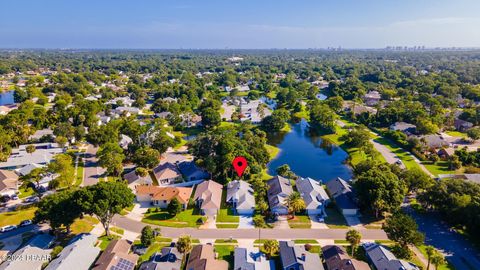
(1, 0, 479, 48)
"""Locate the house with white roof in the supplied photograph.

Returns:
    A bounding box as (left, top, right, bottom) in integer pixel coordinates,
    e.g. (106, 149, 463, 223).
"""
(0, 234, 54, 270)
(45, 234, 100, 270)
(234, 247, 274, 270)
(295, 177, 330, 216)
(0, 143, 64, 170)
(363, 243, 419, 270)
(226, 180, 255, 215)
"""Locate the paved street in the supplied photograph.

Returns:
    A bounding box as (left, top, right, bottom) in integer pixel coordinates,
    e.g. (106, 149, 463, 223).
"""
(408, 207, 480, 270)
(82, 144, 105, 186)
(112, 215, 388, 240)
(0, 225, 37, 241)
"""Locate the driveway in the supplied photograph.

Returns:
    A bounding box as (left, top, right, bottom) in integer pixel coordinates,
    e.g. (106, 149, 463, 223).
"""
(238, 215, 254, 229)
(126, 202, 151, 222)
(407, 206, 480, 270)
(344, 215, 364, 228)
(309, 215, 328, 229)
(83, 144, 106, 186)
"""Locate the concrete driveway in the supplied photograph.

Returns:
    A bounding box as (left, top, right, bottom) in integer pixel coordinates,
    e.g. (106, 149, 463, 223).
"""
(126, 202, 151, 221)
(238, 215, 254, 229)
(309, 215, 328, 229)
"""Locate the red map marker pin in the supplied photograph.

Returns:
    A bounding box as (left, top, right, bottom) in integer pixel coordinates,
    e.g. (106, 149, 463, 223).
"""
(232, 156, 248, 177)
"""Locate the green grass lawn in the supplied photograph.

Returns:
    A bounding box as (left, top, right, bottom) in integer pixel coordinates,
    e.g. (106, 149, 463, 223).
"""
(98, 235, 121, 250)
(110, 226, 124, 235)
(215, 239, 239, 244)
(265, 144, 280, 160)
(216, 209, 239, 223)
(417, 245, 456, 270)
(216, 223, 239, 229)
(18, 187, 35, 199)
(70, 216, 98, 235)
(0, 207, 37, 227)
(445, 130, 467, 138)
(74, 159, 84, 186)
(142, 209, 206, 228)
(421, 161, 455, 177)
(334, 240, 349, 244)
(214, 245, 235, 269)
(294, 239, 318, 244)
(288, 215, 312, 229)
(324, 207, 349, 229)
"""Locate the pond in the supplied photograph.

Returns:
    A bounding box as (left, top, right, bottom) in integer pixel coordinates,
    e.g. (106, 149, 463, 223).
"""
(0, 91, 15, 105)
(267, 119, 352, 182)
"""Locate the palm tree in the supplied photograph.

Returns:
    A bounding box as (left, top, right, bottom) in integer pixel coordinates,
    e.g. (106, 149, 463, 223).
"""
(176, 235, 193, 255)
(431, 251, 446, 270)
(346, 229, 362, 256)
(285, 192, 305, 218)
(261, 240, 279, 259)
(425, 245, 435, 270)
(26, 144, 36, 155)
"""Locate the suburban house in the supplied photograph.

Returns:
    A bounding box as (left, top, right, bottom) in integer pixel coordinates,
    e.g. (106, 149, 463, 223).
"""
(363, 90, 381, 106)
(454, 118, 474, 132)
(135, 185, 192, 209)
(295, 177, 330, 216)
(15, 163, 44, 176)
(239, 99, 272, 124)
(139, 246, 183, 270)
(279, 241, 323, 270)
(415, 134, 450, 149)
(92, 239, 138, 270)
(267, 175, 293, 215)
(438, 148, 455, 160)
(186, 244, 228, 270)
(153, 162, 183, 186)
(193, 180, 223, 216)
(363, 243, 419, 270)
(0, 234, 54, 270)
(322, 245, 370, 270)
(29, 128, 55, 142)
(0, 143, 65, 170)
(226, 180, 256, 215)
(123, 169, 154, 190)
(234, 247, 274, 270)
(325, 177, 359, 216)
(343, 101, 377, 116)
(0, 169, 18, 196)
(45, 234, 100, 270)
(389, 122, 417, 135)
(178, 161, 210, 181)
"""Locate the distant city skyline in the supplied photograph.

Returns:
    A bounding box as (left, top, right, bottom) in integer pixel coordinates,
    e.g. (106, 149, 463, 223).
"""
(1, 0, 480, 49)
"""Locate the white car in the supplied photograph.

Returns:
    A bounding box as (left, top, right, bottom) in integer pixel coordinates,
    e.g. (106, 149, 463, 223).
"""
(19, 220, 33, 227)
(0, 225, 17, 233)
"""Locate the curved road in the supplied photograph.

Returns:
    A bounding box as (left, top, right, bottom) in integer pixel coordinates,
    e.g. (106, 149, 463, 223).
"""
(112, 215, 388, 240)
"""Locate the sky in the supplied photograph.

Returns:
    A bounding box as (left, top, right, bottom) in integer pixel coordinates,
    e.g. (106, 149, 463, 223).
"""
(1, 0, 480, 49)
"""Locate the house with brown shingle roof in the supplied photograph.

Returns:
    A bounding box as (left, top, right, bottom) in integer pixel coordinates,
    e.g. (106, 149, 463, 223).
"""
(92, 239, 138, 270)
(186, 244, 228, 270)
(193, 180, 223, 216)
(322, 245, 370, 270)
(152, 162, 182, 186)
(0, 169, 19, 196)
(136, 185, 192, 209)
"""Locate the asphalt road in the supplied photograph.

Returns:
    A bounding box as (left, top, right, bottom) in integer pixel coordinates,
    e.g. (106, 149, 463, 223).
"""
(0, 225, 37, 241)
(82, 144, 105, 186)
(112, 215, 389, 240)
(408, 207, 480, 270)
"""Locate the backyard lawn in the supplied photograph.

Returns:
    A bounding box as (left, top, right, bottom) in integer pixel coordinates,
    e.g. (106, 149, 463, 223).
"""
(18, 187, 35, 198)
(288, 215, 312, 229)
(142, 209, 206, 228)
(421, 161, 456, 177)
(214, 245, 236, 269)
(0, 207, 37, 227)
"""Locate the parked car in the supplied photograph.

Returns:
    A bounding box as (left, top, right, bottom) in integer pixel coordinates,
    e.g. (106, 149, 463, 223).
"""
(1, 195, 11, 203)
(24, 196, 40, 203)
(19, 220, 33, 227)
(11, 194, 19, 200)
(0, 225, 17, 233)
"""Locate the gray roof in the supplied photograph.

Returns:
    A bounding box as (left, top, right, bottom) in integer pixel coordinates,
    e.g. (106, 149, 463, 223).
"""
(415, 134, 449, 149)
(363, 243, 419, 270)
(45, 234, 100, 270)
(279, 241, 323, 270)
(0, 143, 64, 169)
(325, 177, 358, 211)
(464, 174, 480, 184)
(124, 169, 153, 186)
(226, 180, 256, 211)
(390, 122, 416, 132)
(267, 176, 293, 210)
(139, 247, 182, 270)
(0, 234, 54, 270)
(296, 177, 330, 210)
(234, 247, 273, 270)
(15, 163, 45, 176)
(177, 161, 209, 181)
